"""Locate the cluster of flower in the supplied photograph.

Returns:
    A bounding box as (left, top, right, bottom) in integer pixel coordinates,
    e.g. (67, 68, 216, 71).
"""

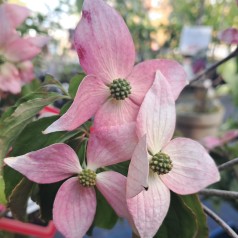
(4, 0, 220, 238)
(0, 3, 48, 95)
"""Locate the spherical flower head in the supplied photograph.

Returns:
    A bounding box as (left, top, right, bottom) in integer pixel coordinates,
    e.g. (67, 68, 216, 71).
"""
(109, 79, 132, 100)
(79, 169, 96, 187)
(150, 152, 173, 175)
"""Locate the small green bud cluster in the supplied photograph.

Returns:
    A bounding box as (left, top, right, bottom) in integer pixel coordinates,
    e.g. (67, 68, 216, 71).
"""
(109, 79, 132, 100)
(79, 169, 96, 187)
(150, 152, 173, 175)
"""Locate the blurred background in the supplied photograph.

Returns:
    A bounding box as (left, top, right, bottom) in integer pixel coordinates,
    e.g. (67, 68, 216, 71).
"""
(6, 0, 238, 81)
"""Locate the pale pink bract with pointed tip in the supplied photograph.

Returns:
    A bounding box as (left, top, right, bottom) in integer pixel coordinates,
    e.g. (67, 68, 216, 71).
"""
(126, 71, 220, 238)
(44, 0, 187, 133)
(4, 123, 137, 238)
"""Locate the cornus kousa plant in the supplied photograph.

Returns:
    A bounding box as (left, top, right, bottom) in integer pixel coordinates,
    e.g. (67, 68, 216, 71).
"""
(4, 124, 138, 238)
(44, 0, 187, 133)
(126, 71, 220, 238)
(0, 3, 49, 94)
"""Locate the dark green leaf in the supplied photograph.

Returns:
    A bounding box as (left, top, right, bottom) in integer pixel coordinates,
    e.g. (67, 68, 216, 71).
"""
(68, 73, 85, 98)
(37, 181, 65, 221)
(10, 116, 79, 156)
(180, 194, 208, 238)
(3, 116, 80, 203)
(60, 101, 72, 115)
(155, 192, 199, 238)
(92, 189, 118, 229)
(3, 166, 24, 201)
(9, 178, 34, 221)
(108, 161, 130, 176)
(0, 231, 15, 238)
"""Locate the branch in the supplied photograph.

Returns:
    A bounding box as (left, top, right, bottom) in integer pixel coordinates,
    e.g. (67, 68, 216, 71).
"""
(202, 205, 238, 238)
(218, 158, 238, 171)
(200, 189, 238, 199)
(190, 46, 238, 83)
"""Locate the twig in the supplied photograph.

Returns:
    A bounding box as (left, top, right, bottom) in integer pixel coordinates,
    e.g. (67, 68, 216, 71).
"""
(202, 204, 238, 238)
(218, 158, 238, 171)
(200, 189, 238, 199)
(190, 46, 238, 83)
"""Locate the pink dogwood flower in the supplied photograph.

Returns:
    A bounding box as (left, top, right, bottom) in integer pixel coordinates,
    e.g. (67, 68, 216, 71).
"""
(0, 3, 49, 94)
(126, 71, 220, 238)
(4, 123, 137, 238)
(44, 0, 187, 133)
(219, 28, 238, 44)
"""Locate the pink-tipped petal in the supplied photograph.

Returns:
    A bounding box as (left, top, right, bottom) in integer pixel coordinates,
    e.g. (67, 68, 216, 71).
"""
(53, 177, 96, 238)
(128, 59, 188, 104)
(96, 171, 130, 219)
(94, 98, 139, 128)
(4, 144, 82, 184)
(0, 3, 30, 28)
(0, 63, 21, 94)
(4, 37, 41, 62)
(127, 135, 149, 198)
(44, 75, 108, 133)
(161, 137, 220, 194)
(127, 174, 170, 238)
(219, 28, 238, 44)
(137, 71, 176, 154)
(74, 0, 135, 82)
(87, 123, 137, 170)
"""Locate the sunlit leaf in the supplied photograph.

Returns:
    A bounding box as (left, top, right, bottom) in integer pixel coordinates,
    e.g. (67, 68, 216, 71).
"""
(0, 94, 65, 163)
(68, 73, 85, 98)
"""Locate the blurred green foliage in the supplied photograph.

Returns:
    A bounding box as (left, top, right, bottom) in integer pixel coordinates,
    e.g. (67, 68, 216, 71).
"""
(166, 0, 238, 48)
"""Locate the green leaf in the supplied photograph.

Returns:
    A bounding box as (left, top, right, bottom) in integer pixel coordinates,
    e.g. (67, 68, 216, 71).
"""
(155, 192, 202, 238)
(0, 94, 65, 163)
(92, 189, 118, 229)
(8, 178, 34, 221)
(180, 194, 208, 238)
(108, 161, 130, 176)
(3, 116, 80, 203)
(60, 101, 72, 115)
(37, 181, 65, 221)
(10, 116, 79, 156)
(68, 73, 85, 98)
(3, 166, 24, 201)
(21, 79, 41, 97)
(0, 176, 7, 204)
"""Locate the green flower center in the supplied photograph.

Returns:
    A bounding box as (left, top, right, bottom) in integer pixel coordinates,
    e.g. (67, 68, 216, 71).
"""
(109, 79, 131, 100)
(150, 152, 173, 175)
(79, 169, 96, 187)
(0, 55, 5, 65)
